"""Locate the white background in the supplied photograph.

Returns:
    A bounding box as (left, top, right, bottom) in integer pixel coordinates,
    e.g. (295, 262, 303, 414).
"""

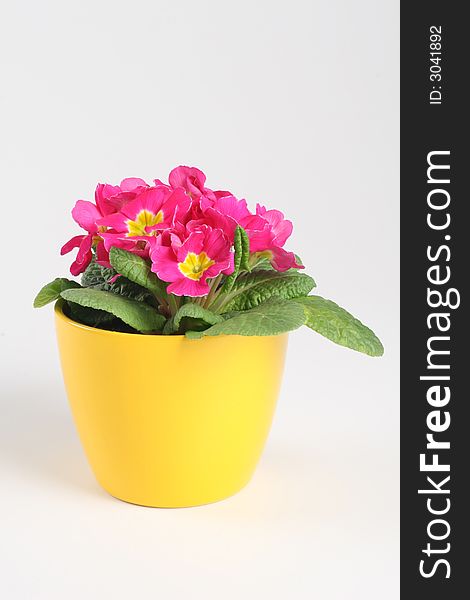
(0, 1, 399, 598)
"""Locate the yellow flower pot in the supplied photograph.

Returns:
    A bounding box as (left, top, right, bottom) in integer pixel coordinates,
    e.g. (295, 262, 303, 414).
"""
(54, 302, 288, 507)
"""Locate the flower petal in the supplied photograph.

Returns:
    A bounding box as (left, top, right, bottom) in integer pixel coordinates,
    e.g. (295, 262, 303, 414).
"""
(167, 277, 210, 297)
(204, 227, 231, 259)
(213, 195, 251, 223)
(95, 240, 111, 268)
(95, 184, 135, 216)
(96, 212, 129, 232)
(71, 200, 101, 233)
(169, 165, 206, 195)
(75, 234, 93, 265)
(256, 205, 293, 247)
(100, 232, 148, 255)
(70, 251, 92, 276)
(119, 177, 148, 192)
(161, 187, 192, 226)
(150, 245, 181, 282)
(68, 235, 93, 276)
(176, 231, 205, 262)
(202, 207, 237, 240)
(270, 247, 304, 271)
(61, 235, 85, 255)
(120, 186, 169, 220)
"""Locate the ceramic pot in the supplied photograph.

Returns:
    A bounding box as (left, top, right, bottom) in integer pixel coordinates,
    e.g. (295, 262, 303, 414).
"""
(55, 301, 288, 507)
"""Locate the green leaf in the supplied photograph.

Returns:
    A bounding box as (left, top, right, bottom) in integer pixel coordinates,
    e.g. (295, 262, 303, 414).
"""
(164, 303, 224, 335)
(186, 299, 305, 339)
(219, 226, 250, 295)
(173, 303, 223, 332)
(294, 254, 304, 267)
(238, 226, 251, 271)
(221, 270, 315, 312)
(34, 278, 81, 308)
(109, 247, 168, 300)
(294, 296, 384, 357)
(81, 260, 114, 287)
(67, 302, 119, 329)
(81, 260, 153, 303)
(162, 316, 177, 335)
(185, 330, 207, 340)
(60, 288, 165, 333)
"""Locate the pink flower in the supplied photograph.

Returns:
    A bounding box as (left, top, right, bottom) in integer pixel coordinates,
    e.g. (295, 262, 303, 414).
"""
(160, 166, 238, 222)
(97, 186, 191, 256)
(95, 178, 148, 215)
(213, 195, 251, 222)
(60, 168, 302, 280)
(61, 177, 148, 275)
(168, 166, 216, 202)
(150, 225, 234, 296)
(182, 194, 262, 245)
(60, 200, 106, 275)
(244, 204, 303, 271)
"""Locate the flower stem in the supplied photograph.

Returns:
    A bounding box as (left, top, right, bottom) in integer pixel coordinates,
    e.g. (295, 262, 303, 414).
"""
(168, 294, 179, 315)
(204, 275, 223, 309)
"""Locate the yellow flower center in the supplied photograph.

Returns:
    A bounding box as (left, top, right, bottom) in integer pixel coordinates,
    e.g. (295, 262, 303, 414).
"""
(126, 209, 163, 236)
(92, 226, 107, 245)
(178, 252, 215, 281)
(256, 250, 274, 260)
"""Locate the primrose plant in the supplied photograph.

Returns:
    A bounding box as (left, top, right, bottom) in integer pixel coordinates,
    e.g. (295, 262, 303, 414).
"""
(34, 166, 383, 355)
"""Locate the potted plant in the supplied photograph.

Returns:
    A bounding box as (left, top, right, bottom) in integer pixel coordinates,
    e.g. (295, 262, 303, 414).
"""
(34, 166, 383, 508)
